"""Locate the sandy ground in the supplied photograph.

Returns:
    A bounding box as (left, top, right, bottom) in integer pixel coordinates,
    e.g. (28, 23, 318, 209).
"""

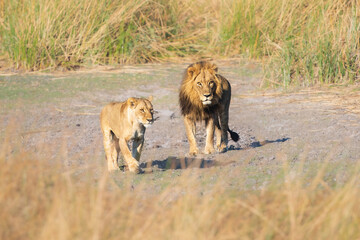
(1, 61, 360, 190)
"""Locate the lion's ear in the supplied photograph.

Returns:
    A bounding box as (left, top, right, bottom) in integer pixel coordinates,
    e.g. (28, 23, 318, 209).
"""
(147, 95, 153, 102)
(127, 97, 137, 109)
(210, 63, 218, 73)
(187, 66, 197, 79)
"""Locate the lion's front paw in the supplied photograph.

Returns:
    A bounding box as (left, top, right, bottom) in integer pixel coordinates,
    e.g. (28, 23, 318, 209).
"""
(204, 146, 215, 154)
(127, 160, 140, 173)
(217, 143, 228, 153)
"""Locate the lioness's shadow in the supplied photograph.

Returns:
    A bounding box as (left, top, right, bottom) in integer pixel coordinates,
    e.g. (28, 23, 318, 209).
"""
(139, 156, 234, 172)
(124, 137, 290, 173)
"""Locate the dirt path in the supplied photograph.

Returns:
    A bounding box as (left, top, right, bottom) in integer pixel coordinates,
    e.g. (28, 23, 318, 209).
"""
(1, 61, 359, 190)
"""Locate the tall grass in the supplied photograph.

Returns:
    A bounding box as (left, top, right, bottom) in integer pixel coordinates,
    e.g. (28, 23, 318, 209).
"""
(0, 0, 204, 70)
(215, 0, 360, 86)
(1, 127, 360, 239)
(259, 0, 360, 86)
(0, 0, 359, 85)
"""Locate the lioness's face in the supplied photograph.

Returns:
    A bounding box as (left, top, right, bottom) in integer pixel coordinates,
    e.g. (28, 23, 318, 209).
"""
(134, 99, 154, 128)
(194, 70, 217, 105)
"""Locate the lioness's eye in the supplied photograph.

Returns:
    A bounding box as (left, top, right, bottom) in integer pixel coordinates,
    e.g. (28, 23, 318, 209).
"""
(140, 109, 145, 113)
(197, 82, 202, 87)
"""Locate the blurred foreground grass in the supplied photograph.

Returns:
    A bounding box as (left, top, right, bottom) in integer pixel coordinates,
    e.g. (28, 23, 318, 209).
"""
(1, 125, 359, 240)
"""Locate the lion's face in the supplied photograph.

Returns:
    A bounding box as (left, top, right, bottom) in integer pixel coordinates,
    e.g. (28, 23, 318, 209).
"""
(128, 97, 154, 128)
(187, 62, 219, 106)
(193, 70, 217, 105)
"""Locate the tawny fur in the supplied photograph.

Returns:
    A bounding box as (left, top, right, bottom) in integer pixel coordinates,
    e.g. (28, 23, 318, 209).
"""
(100, 97, 154, 173)
(179, 61, 239, 155)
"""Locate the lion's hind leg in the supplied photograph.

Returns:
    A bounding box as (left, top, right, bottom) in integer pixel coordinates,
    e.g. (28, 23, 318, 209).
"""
(215, 120, 222, 151)
(215, 113, 228, 153)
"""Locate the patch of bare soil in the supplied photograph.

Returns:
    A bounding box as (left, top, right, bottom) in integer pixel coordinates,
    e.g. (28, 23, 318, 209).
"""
(1, 61, 360, 190)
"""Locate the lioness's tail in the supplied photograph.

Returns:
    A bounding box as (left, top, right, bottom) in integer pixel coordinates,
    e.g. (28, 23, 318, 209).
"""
(228, 128, 239, 142)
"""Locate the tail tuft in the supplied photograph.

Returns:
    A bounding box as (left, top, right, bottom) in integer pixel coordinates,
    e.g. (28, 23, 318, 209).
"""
(228, 129, 239, 142)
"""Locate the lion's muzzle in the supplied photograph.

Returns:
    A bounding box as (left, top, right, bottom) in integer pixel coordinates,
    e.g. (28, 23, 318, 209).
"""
(202, 94, 213, 105)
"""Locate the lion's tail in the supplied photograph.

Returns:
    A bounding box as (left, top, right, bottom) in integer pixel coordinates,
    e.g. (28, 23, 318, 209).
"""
(228, 128, 239, 142)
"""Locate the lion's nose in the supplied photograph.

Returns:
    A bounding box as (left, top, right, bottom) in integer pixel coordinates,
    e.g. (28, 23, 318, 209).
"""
(147, 118, 153, 122)
(204, 93, 211, 98)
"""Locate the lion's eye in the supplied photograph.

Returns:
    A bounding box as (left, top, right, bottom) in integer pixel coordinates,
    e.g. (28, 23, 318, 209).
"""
(140, 109, 145, 113)
(209, 82, 214, 87)
(197, 82, 202, 87)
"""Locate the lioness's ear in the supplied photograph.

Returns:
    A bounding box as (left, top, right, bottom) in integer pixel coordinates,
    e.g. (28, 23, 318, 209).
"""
(147, 95, 153, 102)
(127, 97, 137, 109)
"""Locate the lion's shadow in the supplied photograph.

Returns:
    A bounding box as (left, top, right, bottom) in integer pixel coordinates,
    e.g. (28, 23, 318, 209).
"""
(138, 138, 290, 172)
(228, 137, 290, 151)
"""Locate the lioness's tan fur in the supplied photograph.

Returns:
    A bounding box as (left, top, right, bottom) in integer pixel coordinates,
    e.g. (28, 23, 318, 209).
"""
(179, 61, 239, 155)
(100, 97, 154, 173)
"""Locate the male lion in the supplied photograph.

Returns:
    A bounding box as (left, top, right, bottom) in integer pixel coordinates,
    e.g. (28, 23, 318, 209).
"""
(179, 61, 239, 155)
(100, 97, 154, 173)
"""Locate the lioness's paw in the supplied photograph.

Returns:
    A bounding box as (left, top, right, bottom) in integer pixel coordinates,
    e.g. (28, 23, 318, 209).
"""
(189, 147, 199, 156)
(107, 161, 119, 172)
(128, 161, 140, 173)
(108, 167, 118, 172)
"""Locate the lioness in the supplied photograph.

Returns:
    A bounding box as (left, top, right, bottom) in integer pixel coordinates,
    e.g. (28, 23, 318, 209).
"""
(100, 97, 154, 173)
(179, 61, 239, 155)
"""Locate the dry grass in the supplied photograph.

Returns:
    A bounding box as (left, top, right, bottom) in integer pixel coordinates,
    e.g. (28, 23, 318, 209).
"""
(1, 125, 360, 240)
